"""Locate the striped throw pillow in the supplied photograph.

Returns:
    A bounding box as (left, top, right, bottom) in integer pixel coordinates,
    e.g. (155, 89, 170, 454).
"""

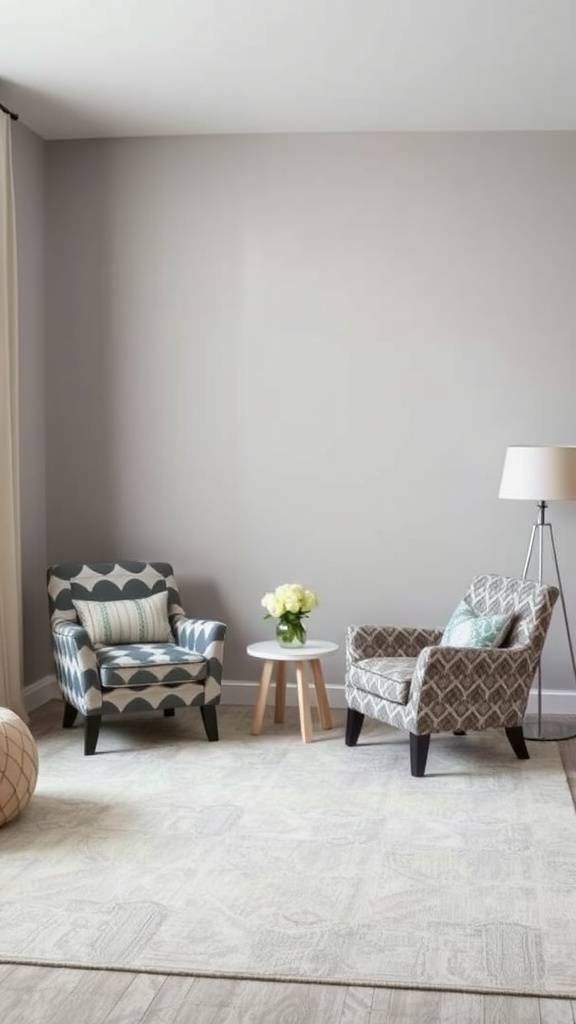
(72, 590, 173, 645)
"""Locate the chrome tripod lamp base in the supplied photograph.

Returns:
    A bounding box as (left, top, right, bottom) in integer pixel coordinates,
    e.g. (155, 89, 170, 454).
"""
(523, 715, 576, 742)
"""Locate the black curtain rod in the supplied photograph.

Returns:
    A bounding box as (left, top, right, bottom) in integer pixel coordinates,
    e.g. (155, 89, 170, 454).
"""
(0, 102, 19, 121)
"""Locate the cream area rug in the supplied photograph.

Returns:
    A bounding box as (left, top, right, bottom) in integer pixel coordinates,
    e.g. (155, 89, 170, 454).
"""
(1, 705, 576, 997)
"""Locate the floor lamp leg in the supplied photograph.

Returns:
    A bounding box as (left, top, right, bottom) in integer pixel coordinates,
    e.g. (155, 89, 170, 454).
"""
(548, 524, 576, 682)
(522, 506, 576, 742)
(522, 523, 538, 581)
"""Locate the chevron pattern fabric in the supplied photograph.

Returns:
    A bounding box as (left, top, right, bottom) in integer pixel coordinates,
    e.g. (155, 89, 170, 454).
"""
(347, 625, 443, 662)
(346, 574, 559, 740)
(349, 657, 418, 704)
(47, 561, 226, 728)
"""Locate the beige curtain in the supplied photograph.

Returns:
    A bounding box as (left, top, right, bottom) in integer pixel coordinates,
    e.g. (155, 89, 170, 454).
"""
(0, 113, 26, 718)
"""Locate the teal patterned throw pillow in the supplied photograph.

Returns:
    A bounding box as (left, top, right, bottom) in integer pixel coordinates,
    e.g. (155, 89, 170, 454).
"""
(440, 600, 513, 649)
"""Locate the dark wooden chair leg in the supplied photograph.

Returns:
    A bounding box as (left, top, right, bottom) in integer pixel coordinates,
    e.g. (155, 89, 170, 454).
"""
(163, 708, 175, 718)
(62, 701, 78, 729)
(200, 705, 219, 742)
(84, 715, 101, 756)
(505, 726, 530, 760)
(410, 733, 431, 777)
(345, 708, 365, 747)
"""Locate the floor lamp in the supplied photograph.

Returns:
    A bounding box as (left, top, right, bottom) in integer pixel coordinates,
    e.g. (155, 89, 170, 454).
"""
(499, 445, 576, 741)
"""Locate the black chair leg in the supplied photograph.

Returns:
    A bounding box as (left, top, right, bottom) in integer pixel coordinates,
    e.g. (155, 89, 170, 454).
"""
(345, 708, 365, 746)
(200, 705, 219, 742)
(163, 708, 175, 718)
(505, 726, 530, 760)
(84, 715, 101, 756)
(62, 701, 78, 729)
(410, 733, 431, 777)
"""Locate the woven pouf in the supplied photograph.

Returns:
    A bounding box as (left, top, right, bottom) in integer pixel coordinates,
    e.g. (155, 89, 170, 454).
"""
(0, 708, 39, 827)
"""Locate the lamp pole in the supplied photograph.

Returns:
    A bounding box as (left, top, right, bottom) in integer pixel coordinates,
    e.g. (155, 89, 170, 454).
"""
(521, 500, 576, 741)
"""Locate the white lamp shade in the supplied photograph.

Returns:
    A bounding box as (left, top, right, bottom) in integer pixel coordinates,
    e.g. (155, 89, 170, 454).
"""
(499, 446, 576, 501)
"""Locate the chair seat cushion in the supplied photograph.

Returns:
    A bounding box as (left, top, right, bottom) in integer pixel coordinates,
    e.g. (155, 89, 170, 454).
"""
(96, 643, 208, 689)
(354, 656, 418, 704)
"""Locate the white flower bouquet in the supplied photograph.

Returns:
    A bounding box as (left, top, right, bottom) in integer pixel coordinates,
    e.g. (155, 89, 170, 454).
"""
(261, 583, 319, 646)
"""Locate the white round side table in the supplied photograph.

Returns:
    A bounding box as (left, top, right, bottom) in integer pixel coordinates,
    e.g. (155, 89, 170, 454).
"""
(247, 640, 338, 743)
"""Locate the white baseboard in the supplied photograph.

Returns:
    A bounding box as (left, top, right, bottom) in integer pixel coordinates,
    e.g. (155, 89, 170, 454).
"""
(221, 680, 348, 709)
(22, 675, 348, 712)
(226, 681, 576, 715)
(525, 688, 576, 716)
(24, 674, 60, 712)
(24, 675, 576, 718)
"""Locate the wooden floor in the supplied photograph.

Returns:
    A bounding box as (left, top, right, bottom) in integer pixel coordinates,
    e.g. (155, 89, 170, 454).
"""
(3, 703, 575, 1024)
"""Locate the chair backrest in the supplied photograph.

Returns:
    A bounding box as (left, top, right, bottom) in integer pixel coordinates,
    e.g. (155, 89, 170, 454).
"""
(464, 574, 558, 662)
(47, 561, 185, 627)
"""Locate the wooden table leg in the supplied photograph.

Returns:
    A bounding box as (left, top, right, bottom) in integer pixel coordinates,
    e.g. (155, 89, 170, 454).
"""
(274, 661, 286, 724)
(311, 659, 333, 730)
(250, 660, 274, 735)
(295, 661, 313, 743)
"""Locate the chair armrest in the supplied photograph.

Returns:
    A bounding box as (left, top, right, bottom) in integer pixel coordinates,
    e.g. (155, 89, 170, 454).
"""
(53, 619, 91, 642)
(408, 644, 536, 730)
(172, 616, 227, 652)
(50, 618, 102, 712)
(52, 618, 97, 666)
(346, 625, 443, 662)
(172, 617, 227, 696)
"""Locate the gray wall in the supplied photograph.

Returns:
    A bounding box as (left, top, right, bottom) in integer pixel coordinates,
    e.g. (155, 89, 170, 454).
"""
(12, 121, 49, 688)
(44, 132, 576, 690)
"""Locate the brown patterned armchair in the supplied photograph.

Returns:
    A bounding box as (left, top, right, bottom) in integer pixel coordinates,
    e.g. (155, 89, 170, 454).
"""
(345, 574, 558, 777)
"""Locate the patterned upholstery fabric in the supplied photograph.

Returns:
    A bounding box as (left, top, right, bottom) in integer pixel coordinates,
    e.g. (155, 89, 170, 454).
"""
(73, 591, 173, 645)
(352, 657, 418, 704)
(440, 599, 513, 648)
(47, 561, 226, 721)
(347, 626, 443, 662)
(96, 643, 207, 688)
(346, 574, 558, 736)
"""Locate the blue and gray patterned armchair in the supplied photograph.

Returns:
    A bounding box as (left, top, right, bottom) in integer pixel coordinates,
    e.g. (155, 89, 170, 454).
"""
(47, 561, 227, 755)
(345, 574, 558, 777)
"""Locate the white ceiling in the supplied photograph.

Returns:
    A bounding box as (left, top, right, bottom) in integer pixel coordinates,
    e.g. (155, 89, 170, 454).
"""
(1, 0, 575, 140)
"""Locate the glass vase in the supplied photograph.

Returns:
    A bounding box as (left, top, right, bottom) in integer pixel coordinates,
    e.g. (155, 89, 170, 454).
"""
(276, 617, 307, 647)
